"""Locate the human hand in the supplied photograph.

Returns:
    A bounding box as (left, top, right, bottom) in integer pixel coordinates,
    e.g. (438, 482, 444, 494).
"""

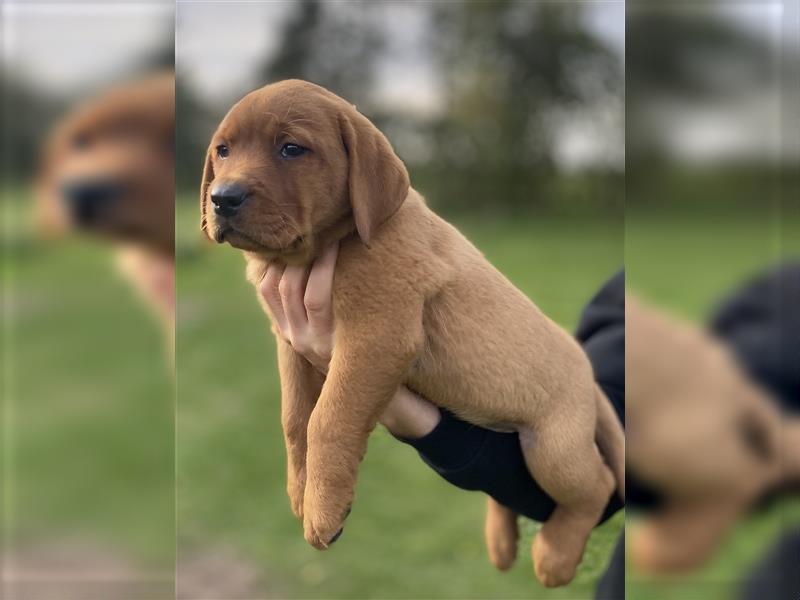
(260, 243, 339, 374)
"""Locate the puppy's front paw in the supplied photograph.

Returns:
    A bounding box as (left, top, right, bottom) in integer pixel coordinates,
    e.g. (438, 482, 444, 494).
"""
(303, 500, 351, 550)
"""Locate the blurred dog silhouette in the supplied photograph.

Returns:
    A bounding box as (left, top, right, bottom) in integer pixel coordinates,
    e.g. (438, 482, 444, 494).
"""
(627, 296, 799, 572)
(37, 72, 175, 349)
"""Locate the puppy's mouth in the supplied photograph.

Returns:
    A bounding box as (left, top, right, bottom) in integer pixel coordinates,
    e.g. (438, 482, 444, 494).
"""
(214, 225, 303, 254)
(213, 226, 230, 244)
(214, 226, 261, 250)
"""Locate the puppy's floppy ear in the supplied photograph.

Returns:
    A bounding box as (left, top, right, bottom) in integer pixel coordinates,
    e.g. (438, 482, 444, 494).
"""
(339, 110, 410, 246)
(199, 146, 215, 238)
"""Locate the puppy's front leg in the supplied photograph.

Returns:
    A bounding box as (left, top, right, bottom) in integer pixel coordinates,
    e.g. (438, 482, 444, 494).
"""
(277, 339, 323, 520)
(302, 321, 423, 549)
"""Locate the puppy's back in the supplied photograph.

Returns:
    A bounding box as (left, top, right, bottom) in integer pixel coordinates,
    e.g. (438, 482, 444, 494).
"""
(352, 191, 593, 428)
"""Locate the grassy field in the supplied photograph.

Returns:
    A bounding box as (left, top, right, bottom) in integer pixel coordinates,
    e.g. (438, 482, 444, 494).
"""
(2, 192, 174, 583)
(176, 198, 624, 599)
(6, 189, 798, 599)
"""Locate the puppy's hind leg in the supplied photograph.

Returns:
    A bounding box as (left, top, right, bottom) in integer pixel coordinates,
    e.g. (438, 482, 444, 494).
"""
(520, 400, 616, 587)
(484, 497, 519, 571)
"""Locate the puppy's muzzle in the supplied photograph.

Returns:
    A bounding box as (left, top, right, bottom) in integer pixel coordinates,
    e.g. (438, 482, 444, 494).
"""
(210, 182, 248, 217)
(60, 178, 126, 226)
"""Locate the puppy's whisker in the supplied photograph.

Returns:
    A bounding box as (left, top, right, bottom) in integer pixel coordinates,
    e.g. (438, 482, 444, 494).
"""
(273, 213, 304, 243)
(274, 213, 297, 233)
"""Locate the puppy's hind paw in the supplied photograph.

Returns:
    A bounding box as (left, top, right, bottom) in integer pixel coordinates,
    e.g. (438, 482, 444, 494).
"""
(532, 533, 578, 588)
(487, 537, 518, 572)
(484, 499, 519, 572)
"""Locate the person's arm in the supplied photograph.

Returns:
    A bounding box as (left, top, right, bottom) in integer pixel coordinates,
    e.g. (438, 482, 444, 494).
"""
(262, 244, 623, 523)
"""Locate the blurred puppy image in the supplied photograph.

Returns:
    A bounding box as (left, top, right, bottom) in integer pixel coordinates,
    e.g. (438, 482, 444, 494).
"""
(37, 72, 176, 343)
(200, 80, 625, 587)
(626, 297, 800, 572)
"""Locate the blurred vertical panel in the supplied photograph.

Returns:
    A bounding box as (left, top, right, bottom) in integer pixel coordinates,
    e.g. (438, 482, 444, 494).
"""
(626, 1, 799, 598)
(2, 2, 175, 599)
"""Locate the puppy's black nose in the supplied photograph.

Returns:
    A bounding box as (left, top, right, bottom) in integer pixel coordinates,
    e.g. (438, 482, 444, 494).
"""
(60, 179, 124, 225)
(210, 182, 248, 217)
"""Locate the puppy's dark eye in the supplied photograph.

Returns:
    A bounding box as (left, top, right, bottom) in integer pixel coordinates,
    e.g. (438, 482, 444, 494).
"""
(280, 143, 307, 159)
(216, 144, 230, 159)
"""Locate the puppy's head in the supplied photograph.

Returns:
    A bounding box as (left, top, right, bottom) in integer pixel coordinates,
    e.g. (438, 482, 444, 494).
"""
(38, 72, 175, 252)
(200, 80, 409, 260)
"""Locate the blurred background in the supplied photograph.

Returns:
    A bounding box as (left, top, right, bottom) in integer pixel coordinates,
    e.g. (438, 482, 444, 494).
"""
(176, 1, 623, 598)
(626, 1, 800, 598)
(2, 2, 175, 598)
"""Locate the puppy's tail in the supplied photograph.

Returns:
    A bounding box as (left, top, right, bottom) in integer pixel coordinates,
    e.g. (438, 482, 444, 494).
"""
(595, 385, 625, 501)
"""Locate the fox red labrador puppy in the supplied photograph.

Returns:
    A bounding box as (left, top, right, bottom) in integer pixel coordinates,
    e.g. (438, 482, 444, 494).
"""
(201, 79, 624, 587)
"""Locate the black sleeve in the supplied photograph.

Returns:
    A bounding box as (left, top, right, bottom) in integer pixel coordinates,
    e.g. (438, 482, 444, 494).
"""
(708, 262, 800, 414)
(396, 270, 625, 523)
(740, 530, 800, 600)
(594, 533, 625, 600)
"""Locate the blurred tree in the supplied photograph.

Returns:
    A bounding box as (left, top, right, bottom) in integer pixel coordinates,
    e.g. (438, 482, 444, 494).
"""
(257, 0, 384, 111)
(130, 26, 176, 75)
(627, 6, 769, 101)
(423, 1, 622, 211)
(435, 2, 618, 166)
(626, 5, 791, 176)
(176, 77, 218, 192)
(0, 73, 66, 184)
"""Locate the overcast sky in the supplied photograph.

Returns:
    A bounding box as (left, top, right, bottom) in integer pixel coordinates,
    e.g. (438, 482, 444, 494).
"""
(2, 1, 174, 93)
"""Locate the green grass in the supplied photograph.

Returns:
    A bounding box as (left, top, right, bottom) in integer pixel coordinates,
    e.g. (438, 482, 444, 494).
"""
(176, 198, 624, 599)
(2, 192, 174, 569)
(626, 208, 792, 320)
